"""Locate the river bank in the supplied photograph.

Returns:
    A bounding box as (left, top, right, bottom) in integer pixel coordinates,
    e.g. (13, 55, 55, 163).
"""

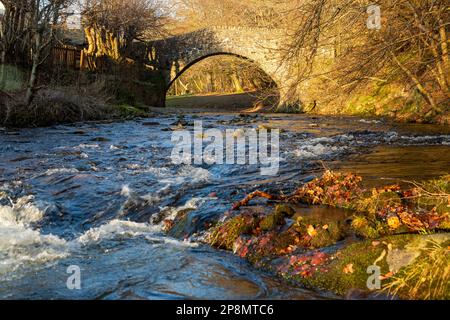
(2, 91, 450, 128)
(0, 88, 158, 128)
(166, 93, 450, 125)
(177, 171, 449, 300)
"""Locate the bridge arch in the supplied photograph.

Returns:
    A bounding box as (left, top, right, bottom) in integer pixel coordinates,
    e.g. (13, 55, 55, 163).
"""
(145, 27, 298, 108)
(165, 52, 279, 98)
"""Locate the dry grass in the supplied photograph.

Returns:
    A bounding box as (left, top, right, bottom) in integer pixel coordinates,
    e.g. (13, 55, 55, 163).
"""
(382, 240, 450, 300)
(0, 81, 125, 127)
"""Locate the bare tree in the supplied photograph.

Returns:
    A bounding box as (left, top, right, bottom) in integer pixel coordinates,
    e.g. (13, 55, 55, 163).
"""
(81, 0, 166, 60)
(25, 0, 73, 105)
(176, 0, 285, 30)
(284, 0, 449, 116)
(0, 0, 31, 88)
(0, 0, 73, 103)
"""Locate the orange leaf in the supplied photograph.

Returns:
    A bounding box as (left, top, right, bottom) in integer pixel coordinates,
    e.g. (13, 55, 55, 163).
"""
(307, 225, 317, 237)
(343, 263, 354, 274)
(380, 271, 394, 280)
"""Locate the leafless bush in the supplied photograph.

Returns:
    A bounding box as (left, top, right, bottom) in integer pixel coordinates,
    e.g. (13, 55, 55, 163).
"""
(0, 83, 118, 127)
(283, 0, 449, 117)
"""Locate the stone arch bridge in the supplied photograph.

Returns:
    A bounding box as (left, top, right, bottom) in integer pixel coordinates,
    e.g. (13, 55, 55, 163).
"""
(132, 26, 296, 108)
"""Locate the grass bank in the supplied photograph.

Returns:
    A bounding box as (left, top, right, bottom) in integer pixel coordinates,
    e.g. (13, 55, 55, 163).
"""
(0, 87, 153, 128)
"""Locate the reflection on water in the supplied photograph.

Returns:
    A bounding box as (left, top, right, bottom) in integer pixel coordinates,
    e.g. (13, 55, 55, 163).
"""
(0, 113, 449, 299)
(329, 145, 450, 188)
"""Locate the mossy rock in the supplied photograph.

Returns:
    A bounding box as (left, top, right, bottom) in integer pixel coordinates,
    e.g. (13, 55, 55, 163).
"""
(274, 204, 296, 218)
(310, 222, 346, 248)
(114, 104, 147, 117)
(246, 230, 299, 264)
(351, 216, 381, 239)
(435, 202, 450, 215)
(258, 204, 296, 232)
(287, 234, 450, 298)
(291, 241, 389, 296)
(209, 214, 259, 250)
(260, 212, 284, 232)
(438, 219, 450, 231)
(292, 214, 348, 248)
(167, 209, 193, 238)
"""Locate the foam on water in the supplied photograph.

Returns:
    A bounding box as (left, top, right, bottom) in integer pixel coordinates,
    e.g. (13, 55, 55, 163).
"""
(76, 197, 208, 246)
(0, 189, 209, 279)
(293, 136, 348, 159)
(45, 168, 79, 175)
(398, 135, 450, 144)
(0, 196, 68, 277)
(76, 220, 162, 246)
(141, 193, 162, 205)
(145, 236, 199, 248)
(359, 119, 381, 124)
(125, 164, 171, 176)
(159, 166, 212, 187)
(294, 143, 346, 159)
(76, 143, 99, 149)
(120, 185, 132, 197)
(291, 131, 450, 161)
(157, 197, 208, 221)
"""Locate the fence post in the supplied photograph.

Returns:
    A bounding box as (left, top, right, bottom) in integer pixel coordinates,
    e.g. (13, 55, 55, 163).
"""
(80, 50, 84, 70)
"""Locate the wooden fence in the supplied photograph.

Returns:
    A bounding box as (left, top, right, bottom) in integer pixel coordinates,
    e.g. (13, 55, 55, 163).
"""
(50, 46, 83, 70)
(50, 46, 112, 72)
(45, 45, 142, 73)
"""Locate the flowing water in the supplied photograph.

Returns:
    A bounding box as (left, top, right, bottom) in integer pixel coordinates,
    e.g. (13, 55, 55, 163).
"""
(0, 112, 449, 299)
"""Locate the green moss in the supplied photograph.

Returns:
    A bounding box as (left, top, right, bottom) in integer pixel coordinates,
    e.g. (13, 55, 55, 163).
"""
(209, 214, 259, 250)
(310, 222, 346, 248)
(259, 204, 294, 232)
(114, 104, 147, 117)
(291, 241, 389, 295)
(259, 212, 285, 232)
(351, 216, 381, 239)
(439, 220, 450, 231)
(293, 215, 348, 248)
(246, 230, 298, 264)
(274, 204, 296, 218)
(416, 175, 450, 213)
(287, 234, 448, 297)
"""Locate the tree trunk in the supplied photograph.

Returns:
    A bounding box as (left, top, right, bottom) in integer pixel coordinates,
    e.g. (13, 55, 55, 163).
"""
(390, 52, 440, 114)
(84, 27, 96, 55)
(439, 22, 449, 89)
(0, 51, 6, 90)
(231, 72, 244, 93)
(25, 33, 41, 106)
(429, 41, 449, 95)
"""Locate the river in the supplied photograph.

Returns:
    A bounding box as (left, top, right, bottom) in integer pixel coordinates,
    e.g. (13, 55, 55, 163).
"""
(1, 112, 449, 299)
